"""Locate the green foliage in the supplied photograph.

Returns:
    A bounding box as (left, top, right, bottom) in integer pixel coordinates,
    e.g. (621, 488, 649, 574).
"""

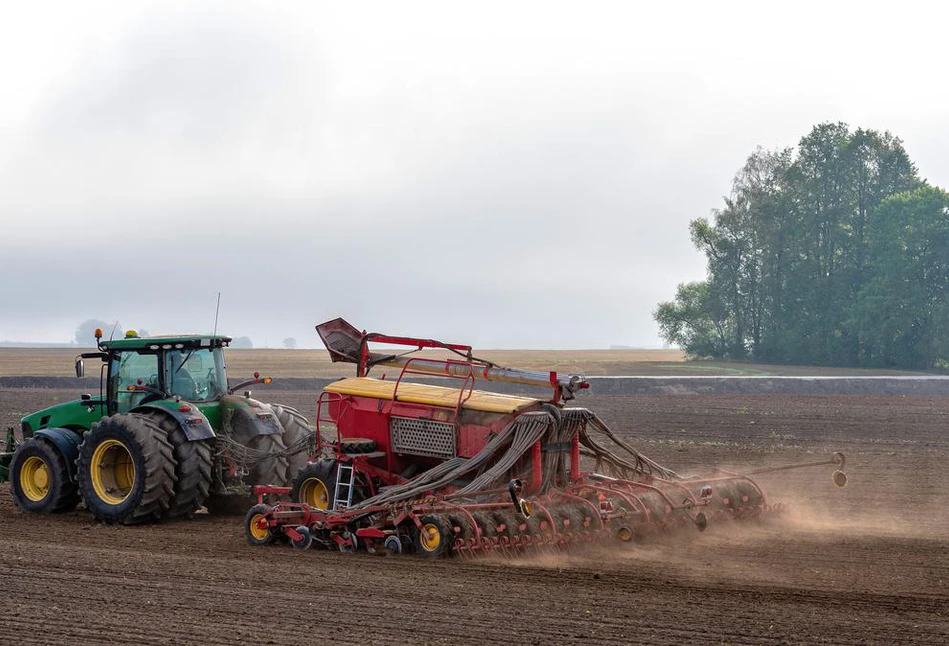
(655, 122, 949, 369)
(655, 282, 730, 358)
(857, 187, 949, 368)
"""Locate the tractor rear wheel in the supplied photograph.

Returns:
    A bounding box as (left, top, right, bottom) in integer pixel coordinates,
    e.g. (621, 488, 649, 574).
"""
(291, 460, 338, 510)
(138, 411, 213, 518)
(77, 413, 176, 524)
(9, 437, 80, 513)
(246, 433, 291, 487)
(269, 404, 313, 482)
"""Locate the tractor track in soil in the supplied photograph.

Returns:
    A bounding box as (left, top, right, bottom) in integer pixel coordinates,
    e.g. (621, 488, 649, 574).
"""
(1, 388, 948, 645)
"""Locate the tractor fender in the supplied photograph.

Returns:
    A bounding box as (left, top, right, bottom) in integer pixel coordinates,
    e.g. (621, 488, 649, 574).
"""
(132, 402, 216, 441)
(34, 427, 82, 479)
(219, 394, 282, 444)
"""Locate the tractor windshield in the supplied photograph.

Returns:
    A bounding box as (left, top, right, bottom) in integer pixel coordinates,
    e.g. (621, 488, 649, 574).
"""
(111, 351, 160, 413)
(164, 347, 227, 402)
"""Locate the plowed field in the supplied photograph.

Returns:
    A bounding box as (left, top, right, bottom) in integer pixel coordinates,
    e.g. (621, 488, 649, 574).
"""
(2, 388, 947, 645)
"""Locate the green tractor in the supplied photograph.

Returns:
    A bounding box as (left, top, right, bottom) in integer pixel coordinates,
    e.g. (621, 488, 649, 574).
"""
(2, 328, 312, 524)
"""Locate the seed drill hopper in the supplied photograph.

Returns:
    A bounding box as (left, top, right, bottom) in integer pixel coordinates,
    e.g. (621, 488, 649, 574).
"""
(246, 318, 848, 556)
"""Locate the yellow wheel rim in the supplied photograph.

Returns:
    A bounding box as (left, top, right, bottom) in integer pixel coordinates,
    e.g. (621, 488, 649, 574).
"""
(419, 523, 441, 552)
(299, 478, 330, 510)
(90, 439, 136, 505)
(248, 513, 270, 541)
(20, 456, 50, 502)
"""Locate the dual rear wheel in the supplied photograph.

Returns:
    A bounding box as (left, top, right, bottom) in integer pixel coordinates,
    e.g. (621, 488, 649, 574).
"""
(76, 413, 179, 524)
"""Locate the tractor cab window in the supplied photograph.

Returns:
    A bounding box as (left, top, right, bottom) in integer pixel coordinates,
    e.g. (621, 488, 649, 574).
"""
(111, 352, 160, 413)
(164, 347, 226, 402)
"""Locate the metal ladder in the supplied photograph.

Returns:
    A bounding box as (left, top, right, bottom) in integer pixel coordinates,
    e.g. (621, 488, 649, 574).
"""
(334, 462, 356, 510)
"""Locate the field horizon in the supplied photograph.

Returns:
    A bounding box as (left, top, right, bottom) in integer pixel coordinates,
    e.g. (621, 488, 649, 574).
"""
(0, 347, 931, 379)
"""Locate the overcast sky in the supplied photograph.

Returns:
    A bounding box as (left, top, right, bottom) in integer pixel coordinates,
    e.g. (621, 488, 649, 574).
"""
(1, 1, 947, 348)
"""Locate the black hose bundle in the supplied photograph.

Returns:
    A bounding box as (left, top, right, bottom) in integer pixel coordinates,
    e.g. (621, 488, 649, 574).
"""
(352, 411, 554, 509)
(349, 407, 678, 510)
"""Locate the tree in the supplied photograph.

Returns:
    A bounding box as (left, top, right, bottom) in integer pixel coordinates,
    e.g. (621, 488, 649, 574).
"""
(655, 122, 926, 367)
(856, 187, 949, 368)
(283, 337, 297, 349)
(231, 336, 253, 349)
(654, 282, 730, 358)
(75, 319, 122, 345)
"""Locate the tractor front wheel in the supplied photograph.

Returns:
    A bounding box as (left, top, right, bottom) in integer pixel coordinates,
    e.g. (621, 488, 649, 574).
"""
(77, 414, 176, 524)
(9, 437, 80, 513)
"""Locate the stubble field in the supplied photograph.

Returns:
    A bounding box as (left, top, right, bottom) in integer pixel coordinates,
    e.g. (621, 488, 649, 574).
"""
(0, 350, 947, 644)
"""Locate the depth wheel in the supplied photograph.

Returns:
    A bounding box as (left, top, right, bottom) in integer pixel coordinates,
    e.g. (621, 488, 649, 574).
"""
(291, 525, 313, 550)
(9, 437, 80, 513)
(77, 414, 176, 524)
(244, 503, 274, 546)
(414, 515, 452, 558)
(269, 404, 314, 481)
(291, 460, 338, 510)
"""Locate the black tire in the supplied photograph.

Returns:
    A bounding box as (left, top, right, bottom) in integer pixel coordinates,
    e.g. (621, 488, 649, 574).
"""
(291, 460, 338, 510)
(269, 404, 313, 482)
(9, 436, 80, 513)
(339, 438, 376, 454)
(414, 514, 452, 558)
(77, 413, 176, 524)
(291, 525, 313, 550)
(245, 433, 291, 487)
(492, 510, 521, 538)
(447, 513, 476, 541)
(244, 503, 274, 546)
(138, 411, 212, 518)
(471, 511, 499, 538)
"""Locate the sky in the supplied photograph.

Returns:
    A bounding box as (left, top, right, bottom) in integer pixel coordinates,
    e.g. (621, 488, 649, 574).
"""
(1, 1, 948, 348)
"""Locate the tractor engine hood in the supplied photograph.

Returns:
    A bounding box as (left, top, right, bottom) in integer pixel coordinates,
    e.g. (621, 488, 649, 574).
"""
(20, 397, 105, 436)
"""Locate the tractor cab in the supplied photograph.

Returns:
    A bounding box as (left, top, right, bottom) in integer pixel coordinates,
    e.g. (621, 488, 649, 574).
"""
(77, 329, 232, 415)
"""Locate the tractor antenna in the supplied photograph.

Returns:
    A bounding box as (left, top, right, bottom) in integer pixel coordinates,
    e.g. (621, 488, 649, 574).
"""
(213, 292, 222, 336)
(109, 321, 120, 342)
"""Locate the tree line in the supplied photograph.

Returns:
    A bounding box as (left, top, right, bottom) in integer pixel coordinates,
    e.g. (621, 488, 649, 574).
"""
(655, 122, 949, 370)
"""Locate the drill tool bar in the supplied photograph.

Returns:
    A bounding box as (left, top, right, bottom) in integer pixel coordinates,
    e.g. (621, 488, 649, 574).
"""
(316, 317, 590, 401)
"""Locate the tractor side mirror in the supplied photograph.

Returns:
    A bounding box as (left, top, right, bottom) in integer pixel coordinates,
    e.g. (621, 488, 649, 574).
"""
(75, 358, 84, 378)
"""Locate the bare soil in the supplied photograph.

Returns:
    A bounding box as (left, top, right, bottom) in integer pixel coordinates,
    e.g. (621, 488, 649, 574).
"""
(2, 388, 948, 645)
